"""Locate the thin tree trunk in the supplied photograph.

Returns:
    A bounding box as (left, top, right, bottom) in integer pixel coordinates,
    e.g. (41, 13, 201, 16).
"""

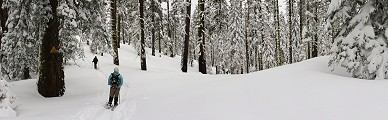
(117, 14, 121, 48)
(245, 1, 250, 73)
(181, 0, 191, 72)
(151, 0, 156, 56)
(258, 0, 264, 71)
(159, 0, 162, 54)
(299, 0, 304, 54)
(140, 0, 147, 70)
(38, 0, 65, 97)
(311, 3, 318, 58)
(306, 0, 311, 59)
(198, 0, 206, 74)
(288, 0, 293, 63)
(274, 0, 281, 66)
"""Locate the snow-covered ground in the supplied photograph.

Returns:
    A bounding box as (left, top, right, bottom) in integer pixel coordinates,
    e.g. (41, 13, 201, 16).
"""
(5, 44, 388, 120)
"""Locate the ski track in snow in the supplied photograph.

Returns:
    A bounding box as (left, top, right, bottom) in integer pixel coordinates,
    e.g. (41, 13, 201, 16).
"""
(69, 78, 136, 120)
(68, 55, 136, 120)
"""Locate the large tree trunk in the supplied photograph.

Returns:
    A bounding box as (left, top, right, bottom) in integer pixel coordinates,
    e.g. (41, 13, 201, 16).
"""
(112, 0, 119, 65)
(288, 0, 293, 63)
(181, 0, 191, 72)
(140, 0, 147, 70)
(198, 0, 206, 74)
(38, 0, 65, 97)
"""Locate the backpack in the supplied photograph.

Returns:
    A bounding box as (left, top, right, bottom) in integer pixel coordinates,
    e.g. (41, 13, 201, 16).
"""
(111, 73, 120, 86)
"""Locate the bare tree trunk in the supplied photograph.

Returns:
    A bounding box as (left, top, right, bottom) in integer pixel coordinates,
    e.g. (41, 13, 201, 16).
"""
(0, 0, 8, 50)
(198, 0, 206, 74)
(245, 1, 250, 73)
(288, 0, 293, 63)
(274, 0, 282, 66)
(311, 3, 318, 58)
(117, 14, 121, 48)
(140, 0, 147, 70)
(38, 0, 65, 97)
(299, 0, 304, 59)
(112, 0, 119, 65)
(151, 0, 156, 56)
(181, 0, 191, 72)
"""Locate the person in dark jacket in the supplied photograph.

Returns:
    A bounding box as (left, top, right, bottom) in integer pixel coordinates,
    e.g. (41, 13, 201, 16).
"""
(107, 67, 123, 107)
(92, 56, 98, 69)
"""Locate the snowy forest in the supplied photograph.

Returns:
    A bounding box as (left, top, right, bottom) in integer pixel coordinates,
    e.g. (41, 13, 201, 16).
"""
(0, 0, 388, 119)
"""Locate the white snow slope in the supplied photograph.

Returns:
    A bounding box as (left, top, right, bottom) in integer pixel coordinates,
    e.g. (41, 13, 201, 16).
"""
(4, 44, 388, 120)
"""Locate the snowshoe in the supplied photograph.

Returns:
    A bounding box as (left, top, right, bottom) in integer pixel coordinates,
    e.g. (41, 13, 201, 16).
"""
(104, 103, 112, 109)
(111, 104, 118, 111)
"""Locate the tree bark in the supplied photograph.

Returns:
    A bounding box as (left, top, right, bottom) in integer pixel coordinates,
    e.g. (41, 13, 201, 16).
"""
(140, 0, 147, 70)
(117, 14, 121, 48)
(151, 0, 156, 56)
(0, 0, 8, 50)
(181, 0, 191, 72)
(311, 3, 318, 58)
(288, 0, 293, 63)
(112, 0, 119, 65)
(198, 0, 206, 74)
(245, 0, 250, 73)
(274, 0, 282, 66)
(38, 0, 65, 97)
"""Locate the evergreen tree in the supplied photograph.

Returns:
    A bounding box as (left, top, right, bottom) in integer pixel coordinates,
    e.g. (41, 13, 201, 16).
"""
(83, 0, 111, 56)
(0, 79, 19, 117)
(58, 0, 84, 63)
(328, 0, 388, 79)
(226, 0, 245, 74)
(1, 0, 43, 80)
(205, 0, 228, 74)
(274, 0, 282, 66)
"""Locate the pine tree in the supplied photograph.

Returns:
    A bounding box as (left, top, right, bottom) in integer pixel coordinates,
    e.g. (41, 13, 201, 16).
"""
(328, 0, 388, 79)
(0, 79, 19, 117)
(83, 0, 111, 56)
(205, 0, 228, 74)
(58, 0, 84, 63)
(38, 0, 65, 97)
(226, 0, 245, 74)
(1, 0, 42, 80)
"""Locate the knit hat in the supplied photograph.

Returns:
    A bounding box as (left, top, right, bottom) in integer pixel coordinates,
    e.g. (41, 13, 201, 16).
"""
(114, 67, 119, 72)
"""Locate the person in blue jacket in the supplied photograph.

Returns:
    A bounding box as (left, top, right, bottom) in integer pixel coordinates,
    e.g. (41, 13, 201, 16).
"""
(107, 67, 123, 106)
